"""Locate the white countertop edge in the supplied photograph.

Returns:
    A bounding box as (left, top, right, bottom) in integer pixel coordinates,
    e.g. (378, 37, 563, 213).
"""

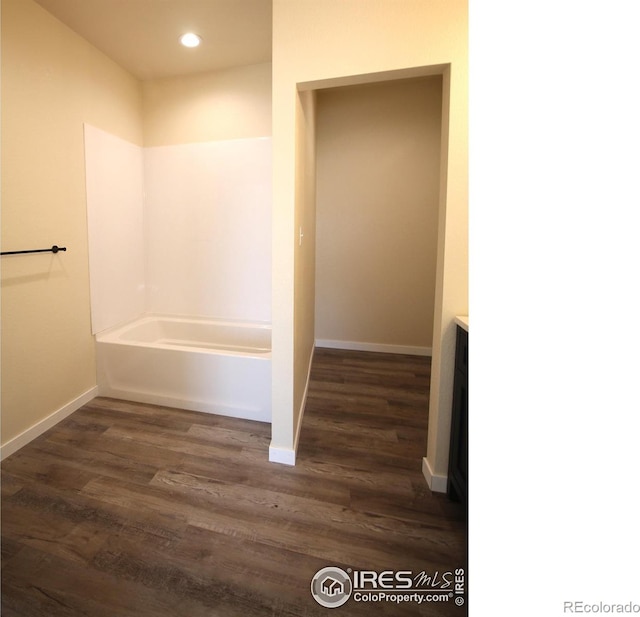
(454, 315, 469, 332)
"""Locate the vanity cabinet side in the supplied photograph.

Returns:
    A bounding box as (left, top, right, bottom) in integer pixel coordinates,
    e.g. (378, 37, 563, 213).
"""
(447, 324, 468, 508)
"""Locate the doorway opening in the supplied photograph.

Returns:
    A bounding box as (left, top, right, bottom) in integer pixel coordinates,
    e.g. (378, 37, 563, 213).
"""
(290, 65, 451, 469)
(313, 74, 443, 356)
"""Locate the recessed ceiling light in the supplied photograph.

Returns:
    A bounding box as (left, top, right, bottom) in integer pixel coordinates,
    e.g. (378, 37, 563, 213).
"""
(180, 33, 201, 48)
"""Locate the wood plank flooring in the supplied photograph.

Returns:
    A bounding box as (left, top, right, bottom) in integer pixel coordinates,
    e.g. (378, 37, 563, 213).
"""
(1, 348, 467, 616)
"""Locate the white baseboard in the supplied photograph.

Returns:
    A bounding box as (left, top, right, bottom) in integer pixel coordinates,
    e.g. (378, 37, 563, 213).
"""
(268, 445, 297, 466)
(315, 339, 431, 356)
(96, 387, 271, 424)
(422, 456, 448, 493)
(269, 343, 315, 466)
(1, 386, 99, 461)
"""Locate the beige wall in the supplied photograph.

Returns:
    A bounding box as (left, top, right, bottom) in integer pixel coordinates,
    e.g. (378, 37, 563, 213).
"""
(1, 2, 271, 453)
(142, 62, 272, 146)
(2, 0, 466, 478)
(1, 0, 143, 448)
(293, 90, 317, 437)
(314, 77, 442, 350)
(271, 0, 467, 475)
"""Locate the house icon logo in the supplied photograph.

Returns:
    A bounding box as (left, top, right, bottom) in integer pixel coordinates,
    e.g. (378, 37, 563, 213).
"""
(311, 567, 352, 608)
(321, 576, 344, 597)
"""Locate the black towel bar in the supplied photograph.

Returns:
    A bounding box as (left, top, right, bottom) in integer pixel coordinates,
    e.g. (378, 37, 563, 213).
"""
(1, 245, 67, 256)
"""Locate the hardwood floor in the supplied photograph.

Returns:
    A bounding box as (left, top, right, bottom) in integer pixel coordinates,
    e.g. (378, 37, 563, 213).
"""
(1, 348, 467, 616)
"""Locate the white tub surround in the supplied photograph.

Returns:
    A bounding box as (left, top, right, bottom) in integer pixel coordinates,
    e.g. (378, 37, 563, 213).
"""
(84, 128, 272, 331)
(96, 315, 272, 422)
(144, 137, 272, 322)
(84, 124, 146, 334)
(84, 127, 273, 425)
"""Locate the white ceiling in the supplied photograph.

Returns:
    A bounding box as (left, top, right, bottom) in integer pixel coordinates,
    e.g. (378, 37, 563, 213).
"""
(33, 0, 272, 81)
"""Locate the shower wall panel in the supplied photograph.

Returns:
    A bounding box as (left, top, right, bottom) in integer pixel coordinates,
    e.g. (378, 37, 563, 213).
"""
(84, 124, 145, 334)
(144, 137, 272, 322)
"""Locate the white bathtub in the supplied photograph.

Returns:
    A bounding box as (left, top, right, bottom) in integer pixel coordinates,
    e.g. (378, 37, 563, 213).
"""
(96, 315, 271, 422)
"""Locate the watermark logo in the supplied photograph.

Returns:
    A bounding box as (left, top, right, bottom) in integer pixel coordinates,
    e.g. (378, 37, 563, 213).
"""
(311, 567, 465, 609)
(311, 567, 353, 608)
(564, 601, 640, 613)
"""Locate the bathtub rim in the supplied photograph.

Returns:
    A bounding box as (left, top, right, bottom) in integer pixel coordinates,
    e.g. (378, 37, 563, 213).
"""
(95, 313, 272, 357)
